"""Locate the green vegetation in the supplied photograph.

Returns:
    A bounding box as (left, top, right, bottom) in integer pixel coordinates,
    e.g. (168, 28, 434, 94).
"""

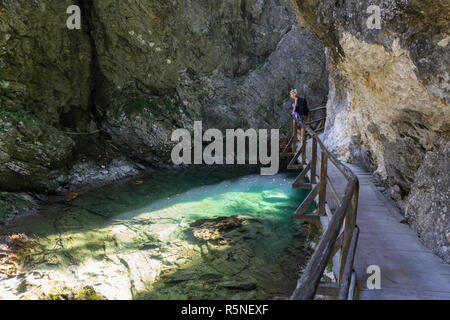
(326, 263, 333, 273)
(20, 285, 107, 300)
(77, 286, 108, 300)
(0, 105, 39, 127)
(122, 96, 179, 118)
(236, 57, 269, 84)
(251, 61, 266, 72)
(122, 97, 152, 115)
(247, 58, 268, 76)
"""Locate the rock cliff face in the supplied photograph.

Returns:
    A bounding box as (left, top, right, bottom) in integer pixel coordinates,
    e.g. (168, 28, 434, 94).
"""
(0, 0, 328, 192)
(88, 0, 328, 163)
(291, 0, 449, 261)
(0, 0, 91, 192)
(1, 0, 448, 263)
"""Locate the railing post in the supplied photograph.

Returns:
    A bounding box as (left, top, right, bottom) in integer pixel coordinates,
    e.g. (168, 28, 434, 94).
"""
(339, 180, 359, 283)
(318, 152, 328, 216)
(311, 137, 317, 184)
(321, 108, 326, 131)
(301, 125, 307, 164)
(291, 179, 355, 300)
(303, 113, 311, 163)
(338, 227, 359, 300)
(291, 118, 297, 153)
(287, 115, 360, 300)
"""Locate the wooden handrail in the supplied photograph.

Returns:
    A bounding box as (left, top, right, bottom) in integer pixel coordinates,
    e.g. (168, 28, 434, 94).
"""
(306, 117, 327, 125)
(280, 108, 327, 158)
(309, 106, 327, 112)
(300, 120, 355, 180)
(284, 115, 360, 300)
(339, 226, 359, 300)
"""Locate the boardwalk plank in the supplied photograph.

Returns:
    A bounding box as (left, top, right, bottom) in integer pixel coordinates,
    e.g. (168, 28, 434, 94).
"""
(290, 134, 450, 300)
(344, 163, 450, 300)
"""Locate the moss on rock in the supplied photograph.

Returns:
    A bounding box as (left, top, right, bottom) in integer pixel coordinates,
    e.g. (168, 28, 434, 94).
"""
(20, 284, 107, 300)
(0, 192, 38, 225)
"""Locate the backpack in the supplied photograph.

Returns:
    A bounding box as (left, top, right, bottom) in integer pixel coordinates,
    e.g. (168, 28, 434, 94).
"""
(296, 97, 309, 116)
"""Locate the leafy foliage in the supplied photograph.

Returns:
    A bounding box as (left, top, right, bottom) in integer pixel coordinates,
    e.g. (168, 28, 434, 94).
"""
(0, 100, 39, 127)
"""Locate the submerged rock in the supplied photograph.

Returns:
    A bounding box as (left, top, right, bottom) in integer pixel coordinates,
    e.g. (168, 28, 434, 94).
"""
(189, 215, 260, 242)
(0, 162, 313, 300)
(0, 233, 39, 277)
(138, 215, 311, 300)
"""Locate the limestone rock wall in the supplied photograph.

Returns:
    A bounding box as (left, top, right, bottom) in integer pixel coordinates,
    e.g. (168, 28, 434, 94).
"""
(87, 0, 328, 163)
(0, 1, 93, 124)
(0, 1, 92, 192)
(291, 0, 449, 261)
(0, 1, 329, 191)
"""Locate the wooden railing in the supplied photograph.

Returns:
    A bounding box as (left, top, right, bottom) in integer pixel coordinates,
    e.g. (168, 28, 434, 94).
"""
(280, 107, 327, 158)
(281, 109, 360, 300)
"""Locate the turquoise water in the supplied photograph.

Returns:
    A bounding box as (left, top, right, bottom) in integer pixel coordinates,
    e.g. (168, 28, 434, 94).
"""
(0, 166, 315, 300)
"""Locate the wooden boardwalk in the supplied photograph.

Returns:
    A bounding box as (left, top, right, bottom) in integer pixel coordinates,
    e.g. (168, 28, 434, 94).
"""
(284, 115, 449, 300)
(326, 160, 450, 300)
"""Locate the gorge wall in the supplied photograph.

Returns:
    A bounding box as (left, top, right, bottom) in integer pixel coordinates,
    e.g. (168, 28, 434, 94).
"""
(0, 0, 328, 195)
(291, 0, 449, 262)
(1, 0, 447, 263)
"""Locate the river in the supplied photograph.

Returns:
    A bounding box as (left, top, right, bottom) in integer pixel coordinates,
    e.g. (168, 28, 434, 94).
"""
(0, 166, 316, 300)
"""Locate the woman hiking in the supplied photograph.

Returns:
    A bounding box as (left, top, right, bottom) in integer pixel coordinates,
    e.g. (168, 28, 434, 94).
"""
(290, 89, 309, 121)
(290, 89, 309, 138)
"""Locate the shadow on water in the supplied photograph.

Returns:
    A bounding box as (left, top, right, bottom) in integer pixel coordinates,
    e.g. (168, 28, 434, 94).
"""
(133, 216, 311, 300)
(0, 165, 317, 300)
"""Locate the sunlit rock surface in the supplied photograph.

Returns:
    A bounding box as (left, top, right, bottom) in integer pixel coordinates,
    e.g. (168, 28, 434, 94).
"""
(291, 0, 449, 261)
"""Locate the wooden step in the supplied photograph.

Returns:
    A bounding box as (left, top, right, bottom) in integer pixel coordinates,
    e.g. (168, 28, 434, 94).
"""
(294, 213, 321, 222)
(292, 183, 313, 189)
(280, 152, 295, 158)
(316, 283, 340, 296)
(288, 164, 304, 170)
